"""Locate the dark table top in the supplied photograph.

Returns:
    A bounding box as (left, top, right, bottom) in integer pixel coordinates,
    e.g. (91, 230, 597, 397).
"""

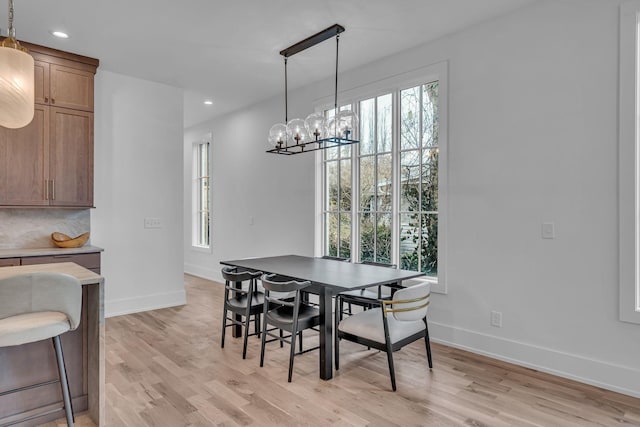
(221, 255, 425, 292)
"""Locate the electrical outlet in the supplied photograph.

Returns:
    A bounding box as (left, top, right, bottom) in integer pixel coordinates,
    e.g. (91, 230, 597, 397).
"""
(490, 310, 502, 328)
(542, 222, 555, 239)
(144, 217, 162, 229)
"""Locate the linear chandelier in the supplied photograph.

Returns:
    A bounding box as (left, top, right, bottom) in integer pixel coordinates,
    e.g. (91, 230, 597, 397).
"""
(0, 0, 34, 129)
(267, 24, 359, 155)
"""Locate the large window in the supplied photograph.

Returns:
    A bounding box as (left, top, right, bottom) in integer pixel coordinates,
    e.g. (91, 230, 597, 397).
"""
(619, 1, 640, 323)
(319, 68, 446, 289)
(193, 138, 211, 249)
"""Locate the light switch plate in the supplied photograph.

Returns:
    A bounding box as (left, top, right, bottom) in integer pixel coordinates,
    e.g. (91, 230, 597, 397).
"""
(144, 217, 162, 229)
(542, 222, 555, 239)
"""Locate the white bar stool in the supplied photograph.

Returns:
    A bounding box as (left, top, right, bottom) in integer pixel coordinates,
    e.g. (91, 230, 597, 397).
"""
(0, 272, 82, 427)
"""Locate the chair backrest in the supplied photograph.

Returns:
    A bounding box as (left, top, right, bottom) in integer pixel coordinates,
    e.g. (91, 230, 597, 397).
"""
(261, 274, 311, 294)
(388, 282, 430, 322)
(221, 266, 262, 283)
(0, 272, 82, 330)
(360, 260, 397, 268)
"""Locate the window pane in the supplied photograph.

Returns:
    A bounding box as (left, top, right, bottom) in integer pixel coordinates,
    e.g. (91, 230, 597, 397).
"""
(326, 161, 338, 211)
(421, 148, 438, 212)
(326, 213, 338, 257)
(377, 213, 392, 264)
(400, 213, 420, 271)
(360, 98, 375, 155)
(377, 94, 392, 153)
(360, 156, 375, 211)
(340, 159, 351, 211)
(421, 213, 438, 276)
(400, 150, 420, 212)
(325, 147, 339, 160)
(377, 154, 392, 211)
(401, 86, 420, 150)
(423, 82, 438, 147)
(339, 213, 351, 259)
(360, 213, 375, 262)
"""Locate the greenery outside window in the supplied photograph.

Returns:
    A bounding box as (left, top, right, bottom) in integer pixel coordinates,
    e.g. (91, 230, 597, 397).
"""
(319, 66, 446, 291)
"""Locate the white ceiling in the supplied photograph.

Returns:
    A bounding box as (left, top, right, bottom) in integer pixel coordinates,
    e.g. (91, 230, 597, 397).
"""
(3, 0, 538, 128)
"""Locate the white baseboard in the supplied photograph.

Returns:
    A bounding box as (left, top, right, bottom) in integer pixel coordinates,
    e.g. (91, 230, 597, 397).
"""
(429, 321, 640, 398)
(106, 290, 186, 318)
(184, 263, 223, 283)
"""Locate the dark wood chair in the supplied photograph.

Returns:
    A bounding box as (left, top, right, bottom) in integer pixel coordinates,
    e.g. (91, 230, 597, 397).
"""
(335, 282, 433, 391)
(337, 261, 402, 319)
(259, 274, 320, 382)
(220, 266, 264, 359)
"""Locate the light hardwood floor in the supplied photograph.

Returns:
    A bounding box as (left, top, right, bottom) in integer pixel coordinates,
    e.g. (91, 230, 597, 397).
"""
(42, 274, 640, 426)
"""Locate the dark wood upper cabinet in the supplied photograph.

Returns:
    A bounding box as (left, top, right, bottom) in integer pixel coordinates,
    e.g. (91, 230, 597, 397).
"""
(0, 41, 98, 208)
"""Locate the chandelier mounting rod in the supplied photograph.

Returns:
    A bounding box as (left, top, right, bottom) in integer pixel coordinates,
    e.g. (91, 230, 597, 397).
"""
(279, 24, 345, 58)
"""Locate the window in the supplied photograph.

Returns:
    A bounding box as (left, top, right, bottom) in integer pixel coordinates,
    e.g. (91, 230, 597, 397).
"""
(318, 63, 447, 292)
(193, 137, 211, 249)
(619, 1, 640, 323)
(323, 106, 353, 259)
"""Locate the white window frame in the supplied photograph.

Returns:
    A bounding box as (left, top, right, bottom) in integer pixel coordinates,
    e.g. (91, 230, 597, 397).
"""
(192, 134, 212, 252)
(620, 2, 640, 323)
(314, 61, 448, 294)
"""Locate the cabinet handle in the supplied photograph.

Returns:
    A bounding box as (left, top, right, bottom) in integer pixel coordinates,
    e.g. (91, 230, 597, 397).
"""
(44, 96, 49, 104)
(44, 179, 49, 200)
(51, 98, 55, 104)
(52, 255, 71, 259)
(51, 180, 55, 200)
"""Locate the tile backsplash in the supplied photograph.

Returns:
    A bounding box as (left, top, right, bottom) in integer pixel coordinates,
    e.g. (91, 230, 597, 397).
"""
(0, 209, 90, 249)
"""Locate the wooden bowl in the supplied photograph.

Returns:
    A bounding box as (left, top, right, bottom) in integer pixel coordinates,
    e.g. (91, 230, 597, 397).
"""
(51, 232, 90, 248)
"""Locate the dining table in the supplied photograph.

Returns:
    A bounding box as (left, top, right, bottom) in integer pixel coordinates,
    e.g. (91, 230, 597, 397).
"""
(220, 255, 425, 380)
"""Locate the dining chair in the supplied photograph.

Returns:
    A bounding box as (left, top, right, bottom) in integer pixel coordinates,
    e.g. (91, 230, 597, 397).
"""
(335, 282, 432, 391)
(0, 272, 82, 426)
(220, 266, 264, 359)
(337, 261, 402, 320)
(259, 274, 320, 382)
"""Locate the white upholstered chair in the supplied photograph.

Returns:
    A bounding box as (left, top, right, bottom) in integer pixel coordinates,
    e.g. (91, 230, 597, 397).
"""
(0, 272, 82, 426)
(335, 282, 432, 391)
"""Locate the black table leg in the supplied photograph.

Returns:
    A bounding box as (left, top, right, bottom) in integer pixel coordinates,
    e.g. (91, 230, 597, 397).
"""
(232, 280, 242, 338)
(318, 287, 333, 380)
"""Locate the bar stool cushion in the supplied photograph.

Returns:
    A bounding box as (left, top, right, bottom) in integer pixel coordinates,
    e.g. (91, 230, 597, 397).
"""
(337, 307, 425, 344)
(0, 311, 71, 347)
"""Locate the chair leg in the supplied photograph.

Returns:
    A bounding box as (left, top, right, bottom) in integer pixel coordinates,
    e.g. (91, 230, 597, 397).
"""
(242, 310, 251, 360)
(259, 313, 268, 367)
(385, 344, 397, 392)
(288, 327, 298, 383)
(279, 329, 284, 348)
(424, 320, 433, 369)
(255, 313, 260, 338)
(298, 331, 303, 352)
(221, 307, 227, 348)
(53, 336, 75, 427)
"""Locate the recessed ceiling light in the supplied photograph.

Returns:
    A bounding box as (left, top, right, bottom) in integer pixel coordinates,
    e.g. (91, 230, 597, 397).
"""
(204, 100, 213, 105)
(50, 31, 69, 39)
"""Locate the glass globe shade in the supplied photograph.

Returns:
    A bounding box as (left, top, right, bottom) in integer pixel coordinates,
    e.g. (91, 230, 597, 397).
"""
(304, 112, 327, 141)
(286, 118, 308, 144)
(268, 123, 287, 148)
(338, 110, 359, 139)
(325, 115, 339, 139)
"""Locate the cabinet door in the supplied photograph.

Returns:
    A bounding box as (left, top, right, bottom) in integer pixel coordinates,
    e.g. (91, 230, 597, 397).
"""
(0, 106, 50, 206)
(0, 258, 20, 267)
(49, 108, 93, 207)
(50, 65, 94, 111)
(34, 60, 50, 105)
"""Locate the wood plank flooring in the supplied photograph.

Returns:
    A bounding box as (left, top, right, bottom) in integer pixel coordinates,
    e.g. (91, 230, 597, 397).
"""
(41, 274, 640, 426)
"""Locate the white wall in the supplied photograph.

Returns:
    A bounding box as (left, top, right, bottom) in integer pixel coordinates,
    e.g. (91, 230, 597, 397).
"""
(93, 70, 185, 317)
(184, 0, 640, 397)
(183, 88, 316, 281)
